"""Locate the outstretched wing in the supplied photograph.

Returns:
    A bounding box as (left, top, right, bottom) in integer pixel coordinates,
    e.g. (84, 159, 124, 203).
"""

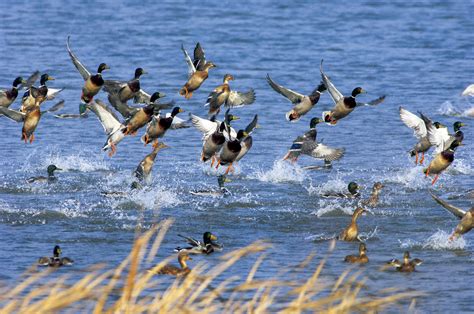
(425, 119, 450, 154)
(429, 191, 466, 219)
(44, 100, 65, 113)
(308, 142, 345, 161)
(226, 89, 256, 108)
(193, 42, 206, 71)
(266, 74, 304, 104)
(107, 94, 138, 119)
(46, 88, 64, 100)
(182, 44, 196, 78)
(178, 234, 202, 247)
(399, 107, 427, 139)
(245, 114, 258, 135)
(320, 60, 343, 104)
(66, 36, 91, 80)
(165, 114, 190, 129)
(103, 80, 127, 95)
(190, 113, 219, 139)
(87, 100, 122, 135)
(0, 107, 25, 122)
(357, 95, 386, 107)
(25, 71, 40, 89)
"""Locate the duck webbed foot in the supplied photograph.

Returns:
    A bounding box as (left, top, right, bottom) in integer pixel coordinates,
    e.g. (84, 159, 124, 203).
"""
(419, 152, 425, 164)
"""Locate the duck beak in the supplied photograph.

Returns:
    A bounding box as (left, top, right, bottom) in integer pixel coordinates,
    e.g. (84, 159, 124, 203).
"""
(105, 65, 111, 70)
(48, 76, 55, 81)
(159, 92, 166, 98)
(461, 123, 466, 127)
(210, 234, 218, 241)
(179, 108, 185, 113)
(21, 79, 27, 85)
(161, 144, 170, 149)
(56, 167, 63, 171)
(255, 124, 261, 129)
(224, 178, 232, 183)
(360, 88, 367, 94)
(231, 115, 240, 121)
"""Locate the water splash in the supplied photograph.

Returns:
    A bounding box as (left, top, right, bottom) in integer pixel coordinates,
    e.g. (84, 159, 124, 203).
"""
(384, 166, 428, 190)
(253, 160, 305, 183)
(399, 230, 466, 251)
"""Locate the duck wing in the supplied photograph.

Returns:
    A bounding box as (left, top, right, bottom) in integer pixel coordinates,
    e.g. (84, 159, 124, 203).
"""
(357, 95, 386, 107)
(190, 113, 218, 139)
(308, 143, 345, 161)
(245, 114, 259, 135)
(423, 115, 450, 154)
(266, 74, 304, 104)
(429, 191, 466, 219)
(193, 42, 207, 71)
(66, 36, 91, 80)
(103, 80, 127, 95)
(178, 234, 202, 247)
(399, 107, 427, 139)
(107, 94, 138, 119)
(320, 60, 344, 104)
(182, 44, 197, 78)
(37, 257, 51, 266)
(166, 114, 190, 129)
(225, 89, 256, 108)
(88, 100, 122, 136)
(0, 107, 25, 122)
(25, 71, 40, 89)
(46, 88, 64, 100)
(44, 100, 65, 113)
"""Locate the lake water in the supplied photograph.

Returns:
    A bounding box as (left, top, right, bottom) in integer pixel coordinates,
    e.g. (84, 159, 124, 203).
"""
(0, 0, 473, 312)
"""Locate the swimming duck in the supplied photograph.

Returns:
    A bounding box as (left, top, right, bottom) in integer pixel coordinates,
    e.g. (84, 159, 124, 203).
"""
(190, 175, 232, 197)
(38, 245, 74, 267)
(360, 182, 384, 207)
(235, 114, 259, 163)
(141, 107, 187, 147)
(338, 207, 367, 241)
(104, 67, 148, 104)
(174, 232, 223, 254)
(27, 164, 62, 183)
(266, 74, 326, 122)
(66, 36, 110, 106)
(100, 181, 143, 198)
(153, 252, 192, 276)
(20, 74, 63, 112)
(0, 76, 26, 109)
(180, 43, 216, 99)
(86, 99, 125, 156)
(344, 243, 369, 264)
(122, 93, 170, 135)
(423, 140, 462, 185)
(283, 117, 344, 166)
(134, 142, 169, 183)
(216, 128, 247, 175)
(321, 182, 360, 198)
(430, 192, 474, 240)
(387, 252, 422, 272)
(205, 74, 255, 116)
(0, 100, 64, 143)
(320, 61, 385, 125)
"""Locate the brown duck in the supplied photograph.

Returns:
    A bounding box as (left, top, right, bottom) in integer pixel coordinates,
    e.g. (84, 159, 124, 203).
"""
(206, 74, 255, 116)
(424, 140, 462, 185)
(387, 252, 422, 272)
(122, 92, 167, 136)
(134, 142, 169, 182)
(141, 107, 185, 147)
(20, 74, 60, 112)
(104, 67, 147, 103)
(180, 43, 216, 99)
(0, 76, 26, 108)
(338, 207, 367, 241)
(344, 243, 369, 264)
(216, 129, 247, 175)
(153, 252, 192, 276)
(361, 182, 384, 207)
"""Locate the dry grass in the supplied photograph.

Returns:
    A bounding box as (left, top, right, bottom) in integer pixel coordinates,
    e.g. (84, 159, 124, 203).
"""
(0, 219, 424, 313)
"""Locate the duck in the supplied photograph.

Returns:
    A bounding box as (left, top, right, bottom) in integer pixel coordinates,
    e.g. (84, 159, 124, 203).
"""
(283, 117, 344, 167)
(216, 129, 248, 175)
(20, 74, 63, 112)
(38, 245, 74, 267)
(235, 114, 259, 163)
(122, 92, 170, 135)
(320, 60, 385, 125)
(27, 164, 62, 183)
(190, 110, 239, 166)
(423, 140, 462, 185)
(321, 182, 360, 198)
(174, 232, 223, 254)
(103, 67, 148, 104)
(360, 182, 384, 207)
(430, 191, 474, 240)
(141, 107, 187, 147)
(66, 36, 110, 106)
(344, 243, 369, 264)
(180, 43, 216, 99)
(423, 115, 466, 156)
(134, 142, 169, 183)
(266, 74, 326, 122)
(152, 252, 192, 276)
(205, 74, 255, 116)
(386, 252, 422, 272)
(461, 84, 474, 97)
(338, 207, 367, 241)
(0, 76, 26, 109)
(190, 175, 232, 197)
(0, 100, 64, 143)
(399, 107, 447, 164)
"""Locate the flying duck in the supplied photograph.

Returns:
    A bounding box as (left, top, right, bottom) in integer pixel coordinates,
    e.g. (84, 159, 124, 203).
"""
(0, 76, 26, 109)
(134, 142, 169, 183)
(141, 107, 187, 147)
(20, 74, 63, 112)
(180, 43, 216, 99)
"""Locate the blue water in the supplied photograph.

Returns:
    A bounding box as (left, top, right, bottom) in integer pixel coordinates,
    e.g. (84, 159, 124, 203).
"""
(0, 0, 473, 312)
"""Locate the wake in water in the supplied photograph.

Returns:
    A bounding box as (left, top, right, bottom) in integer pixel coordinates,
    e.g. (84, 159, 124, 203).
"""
(252, 160, 306, 183)
(399, 230, 467, 251)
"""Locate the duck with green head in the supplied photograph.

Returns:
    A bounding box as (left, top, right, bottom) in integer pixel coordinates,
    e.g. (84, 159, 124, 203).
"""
(175, 231, 223, 254)
(20, 73, 62, 112)
(0, 76, 27, 109)
(104, 67, 147, 104)
(216, 129, 247, 175)
(38, 245, 74, 267)
(190, 175, 232, 197)
(321, 181, 360, 198)
(141, 106, 186, 147)
(27, 164, 62, 183)
(122, 92, 167, 136)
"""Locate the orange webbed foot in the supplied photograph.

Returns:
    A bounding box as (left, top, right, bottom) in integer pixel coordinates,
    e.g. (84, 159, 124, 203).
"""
(419, 152, 425, 165)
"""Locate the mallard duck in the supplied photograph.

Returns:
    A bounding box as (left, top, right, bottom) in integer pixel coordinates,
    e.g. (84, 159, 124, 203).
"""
(141, 107, 187, 147)
(423, 115, 465, 156)
(320, 61, 385, 125)
(321, 182, 360, 198)
(0, 76, 26, 109)
(66, 36, 110, 105)
(100, 181, 143, 198)
(190, 175, 231, 197)
(108, 90, 169, 120)
(174, 232, 223, 254)
(134, 142, 169, 183)
(103, 67, 148, 104)
(283, 117, 344, 166)
(216, 128, 247, 175)
(190, 110, 239, 165)
(153, 252, 192, 276)
(38, 245, 74, 267)
(266, 74, 326, 122)
(461, 84, 474, 97)
(344, 243, 369, 264)
(338, 207, 367, 241)
(20, 74, 63, 112)
(430, 192, 474, 240)
(387, 252, 422, 272)
(205, 74, 255, 116)
(27, 164, 62, 183)
(360, 182, 384, 207)
(235, 114, 259, 163)
(122, 93, 170, 136)
(424, 140, 462, 185)
(0, 100, 64, 143)
(180, 43, 216, 99)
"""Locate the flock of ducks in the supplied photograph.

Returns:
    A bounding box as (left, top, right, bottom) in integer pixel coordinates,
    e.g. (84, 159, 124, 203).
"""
(1, 37, 472, 274)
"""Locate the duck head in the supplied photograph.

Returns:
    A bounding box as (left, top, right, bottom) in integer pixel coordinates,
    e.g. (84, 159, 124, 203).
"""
(224, 109, 239, 124)
(40, 74, 55, 85)
(348, 182, 360, 195)
(203, 231, 218, 243)
(433, 121, 446, 129)
(309, 117, 323, 129)
(150, 91, 166, 103)
(359, 243, 367, 255)
(403, 251, 410, 263)
(53, 245, 62, 257)
(171, 106, 184, 117)
(218, 175, 231, 188)
(97, 63, 110, 73)
(47, 164, 62, 176)
(353, 207, 367, 219)
(204, 62, 217, 71)
(13, 76, 26, 88)
(453, 121, 466, 132)
(351, 87, 366, 97)
(223, 74, 234, 83)
(237, 130, 248, 140)
(373, 182, 384, 191)
(134, 68, 147, 79)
